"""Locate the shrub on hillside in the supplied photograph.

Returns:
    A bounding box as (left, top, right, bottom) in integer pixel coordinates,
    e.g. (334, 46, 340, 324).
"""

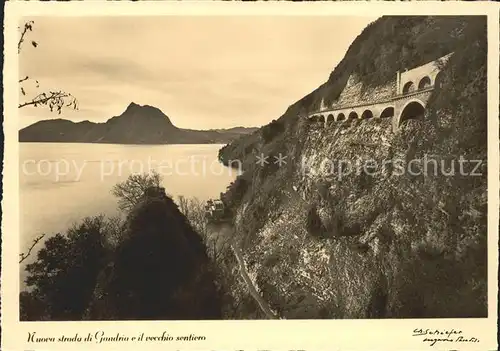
(321, 209, 343, 239)
(177, 195, 209, 236)
(305, 205, 324, 238)
(387, 240, 486, 318)
(223, 175, 249, 211)
(316, 180, 331, 202)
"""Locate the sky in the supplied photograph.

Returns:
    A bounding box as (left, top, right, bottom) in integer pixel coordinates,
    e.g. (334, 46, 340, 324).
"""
(19, 16, 378, 130)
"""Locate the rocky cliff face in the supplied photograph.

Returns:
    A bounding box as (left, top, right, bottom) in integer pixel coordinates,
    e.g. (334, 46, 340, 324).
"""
(329, 73, 396, 109)
(219, 16, 487, 318)
(233, 118, 486, 319)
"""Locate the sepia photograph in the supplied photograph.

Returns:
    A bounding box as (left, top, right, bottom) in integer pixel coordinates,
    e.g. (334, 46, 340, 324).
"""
(16, 13, 489, 321)
(1, 2, 499, 350)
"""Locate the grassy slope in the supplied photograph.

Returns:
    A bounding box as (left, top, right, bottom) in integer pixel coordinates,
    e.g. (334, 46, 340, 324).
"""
(219, 16, 487, 318)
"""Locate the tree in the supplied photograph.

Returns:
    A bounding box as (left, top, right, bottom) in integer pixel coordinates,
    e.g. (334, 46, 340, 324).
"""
(21, 216, 109, 321)
(177, 195, 208, 236)
(18, 20, 78, 113)
(177, 195, 233, 260)
(111, 170, 163, 212)
(261, 119, 285, 143)
(101, 214, 126, 249)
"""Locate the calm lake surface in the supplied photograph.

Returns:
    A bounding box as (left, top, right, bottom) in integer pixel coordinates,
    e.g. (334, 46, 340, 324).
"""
(19, 142, 239, 280)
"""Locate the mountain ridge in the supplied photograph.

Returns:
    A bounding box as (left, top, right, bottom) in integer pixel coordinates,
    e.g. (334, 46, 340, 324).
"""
(19, 102, 258, 144)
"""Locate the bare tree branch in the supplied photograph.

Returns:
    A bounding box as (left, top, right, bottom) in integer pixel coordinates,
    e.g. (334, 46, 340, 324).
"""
(19, 234, 45, 263)
(18, 91, 79, 113)
(19, 76, 29, 84)
(111, 171, 163, 212)
(18, 20, 34, 54)
(18, 20, 78, 114)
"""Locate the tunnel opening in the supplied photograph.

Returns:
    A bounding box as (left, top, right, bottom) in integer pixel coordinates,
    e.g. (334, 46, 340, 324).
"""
(418, 76, 431, 90)
(434, 71, 444, 90)
(399, 101, 425, 126)
(402, 81, 415, 94)
(380, 107, 394, 118)
(361, 110, 373, 119)
(327, 114, 334, 126)
(348, 111, 358, 120)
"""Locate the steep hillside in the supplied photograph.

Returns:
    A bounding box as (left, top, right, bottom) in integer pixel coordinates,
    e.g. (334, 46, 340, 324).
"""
(219, 16, 487, 318)
(85, 187, 222, 320)
(19, 102, 257, 144)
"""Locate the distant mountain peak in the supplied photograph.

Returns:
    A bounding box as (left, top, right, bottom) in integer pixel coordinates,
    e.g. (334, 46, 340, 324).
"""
(19, 102, 257, 144)
(124, 101, 142, 112)
(123, 102, 166, 117)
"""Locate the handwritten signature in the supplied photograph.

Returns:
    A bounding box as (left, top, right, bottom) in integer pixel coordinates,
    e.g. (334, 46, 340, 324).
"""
(412, 329, 480, 347)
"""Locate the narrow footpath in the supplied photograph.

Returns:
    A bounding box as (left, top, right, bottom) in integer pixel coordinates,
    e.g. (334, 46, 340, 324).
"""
(230, 244, 279, 319)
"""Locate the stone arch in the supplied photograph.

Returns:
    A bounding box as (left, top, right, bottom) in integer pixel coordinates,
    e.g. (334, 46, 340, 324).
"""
(434, 71, 444, 90)
(402, 81, 415, 94)
(398, 99, 425, 126)
(318, 115, 325, 124)
(380, 106, 394, 118)
(327, 114, 334, 126)
(348, 111, 358, 120)
(418, 76, 431, 90)
(337, 113, 346, 121)
(361, 110, 373, 119)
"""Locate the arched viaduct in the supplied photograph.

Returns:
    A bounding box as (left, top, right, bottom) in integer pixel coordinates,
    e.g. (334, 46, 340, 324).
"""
(307, 53, 452, 132)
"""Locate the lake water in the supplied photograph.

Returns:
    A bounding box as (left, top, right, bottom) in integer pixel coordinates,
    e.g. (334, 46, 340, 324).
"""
(19, 143, 240, 282)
